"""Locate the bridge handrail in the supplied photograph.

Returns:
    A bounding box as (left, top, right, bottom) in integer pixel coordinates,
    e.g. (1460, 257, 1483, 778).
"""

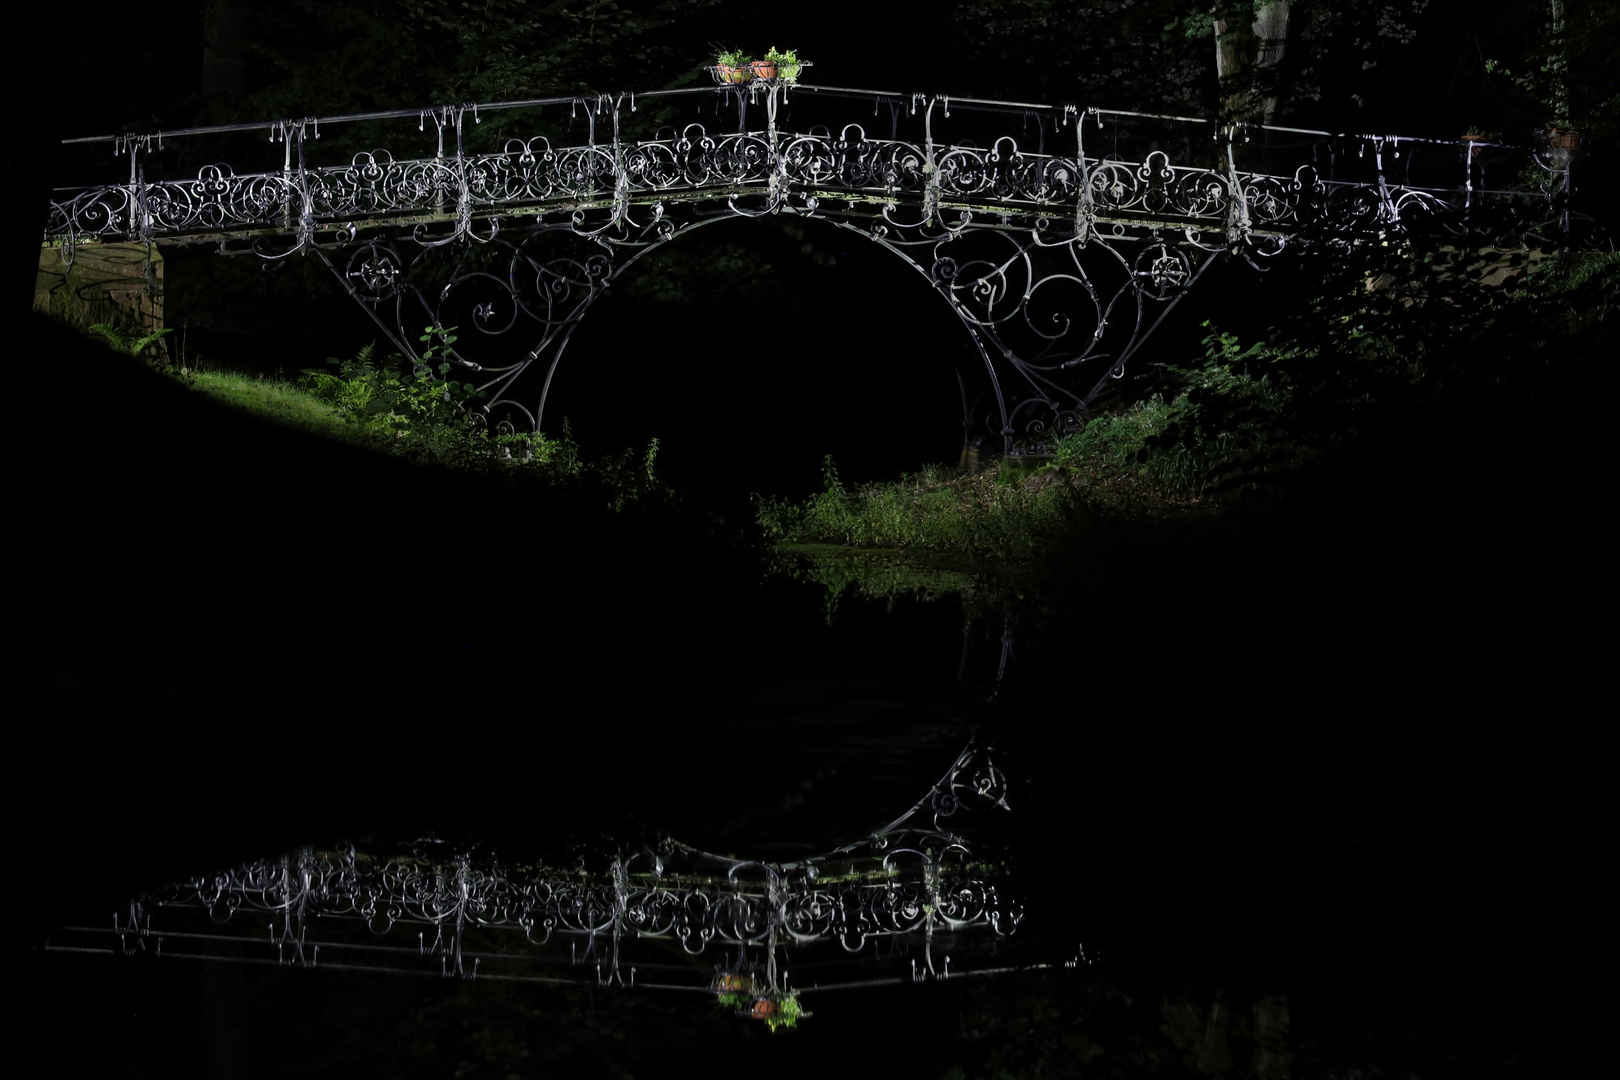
(57, 85, 1532, 155)
(59, 86, 716, 147)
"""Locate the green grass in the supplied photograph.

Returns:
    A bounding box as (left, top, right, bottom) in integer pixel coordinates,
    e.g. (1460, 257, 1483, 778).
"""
(189, 368, 352, 440)
(38, 307, 676, 508)
(174, 351, 591, 478)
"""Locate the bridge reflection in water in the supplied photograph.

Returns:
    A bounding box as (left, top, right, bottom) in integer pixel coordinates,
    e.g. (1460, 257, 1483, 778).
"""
(47, 741, 1062, 1031)
(44, 81, 1584, 451)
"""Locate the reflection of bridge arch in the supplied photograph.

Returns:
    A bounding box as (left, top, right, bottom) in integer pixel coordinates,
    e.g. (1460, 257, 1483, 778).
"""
(47, 82, 1587, 451)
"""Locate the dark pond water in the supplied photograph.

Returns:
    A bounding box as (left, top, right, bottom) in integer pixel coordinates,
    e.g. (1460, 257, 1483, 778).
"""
(21, 315, 1597, 1078)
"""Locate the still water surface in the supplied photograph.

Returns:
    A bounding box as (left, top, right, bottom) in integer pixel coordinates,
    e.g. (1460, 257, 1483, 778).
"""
(33, 543, 1576, 1079)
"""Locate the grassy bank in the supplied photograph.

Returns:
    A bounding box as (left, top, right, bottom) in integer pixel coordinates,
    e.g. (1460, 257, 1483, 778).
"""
(753, 396, 1204, 564)
(77, 321, 674, 509)
(187, 368, 350, 440)
(756, 247, 1618, 571)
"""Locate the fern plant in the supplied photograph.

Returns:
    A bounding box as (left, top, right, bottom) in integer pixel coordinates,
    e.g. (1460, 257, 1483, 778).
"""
(89, 322, 173, 358)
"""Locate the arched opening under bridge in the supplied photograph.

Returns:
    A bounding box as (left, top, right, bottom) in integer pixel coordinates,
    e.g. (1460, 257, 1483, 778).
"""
(543, 215, 979, 503)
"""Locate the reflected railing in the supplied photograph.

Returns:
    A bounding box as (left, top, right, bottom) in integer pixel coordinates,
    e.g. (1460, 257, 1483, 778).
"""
(47, 741, 1060, 1030)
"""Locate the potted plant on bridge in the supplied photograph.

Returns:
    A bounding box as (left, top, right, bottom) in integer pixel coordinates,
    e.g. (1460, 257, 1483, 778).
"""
(714, 47, 753, 84)
(765, 46, 805, 83)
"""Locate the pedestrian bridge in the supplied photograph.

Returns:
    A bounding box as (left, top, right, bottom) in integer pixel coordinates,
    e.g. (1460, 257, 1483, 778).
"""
(44, 81, 1584, 448)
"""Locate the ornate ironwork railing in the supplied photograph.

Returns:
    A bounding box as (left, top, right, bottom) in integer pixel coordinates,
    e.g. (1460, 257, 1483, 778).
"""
(44, 83, 1588, 448)
(46, 87, 1574, 250)
(46, 742, 1049, 1016)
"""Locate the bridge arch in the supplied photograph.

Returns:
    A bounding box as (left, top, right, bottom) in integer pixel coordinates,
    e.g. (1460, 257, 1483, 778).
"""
(404, 211, 1016, 463)
(526, 215, 994, 478)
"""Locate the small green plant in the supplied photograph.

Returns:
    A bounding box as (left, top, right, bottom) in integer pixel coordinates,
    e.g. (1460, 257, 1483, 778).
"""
(819, 453, 845, 498)
(595, 436, 672, 512)
(417, 323, 459, 365)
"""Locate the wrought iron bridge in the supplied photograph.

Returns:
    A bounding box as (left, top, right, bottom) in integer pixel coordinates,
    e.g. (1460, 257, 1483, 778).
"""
(43, 80, 1586, 450)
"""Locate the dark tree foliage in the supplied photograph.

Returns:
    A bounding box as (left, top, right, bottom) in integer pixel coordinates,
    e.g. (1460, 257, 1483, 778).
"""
(946, 1, 1434, 124)
(221, 0, 715, 124)
(1146, 245, 1618, 502)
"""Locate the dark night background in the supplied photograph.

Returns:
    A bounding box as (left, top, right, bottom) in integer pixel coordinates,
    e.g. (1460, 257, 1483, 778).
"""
(13, 2, 1608, 1076)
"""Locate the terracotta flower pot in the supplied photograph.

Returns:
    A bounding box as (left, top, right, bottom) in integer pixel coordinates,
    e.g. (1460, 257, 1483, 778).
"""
(750, 999, 778, 1020)
(716, 64, 752, 84)
(752, 59, 778, 79)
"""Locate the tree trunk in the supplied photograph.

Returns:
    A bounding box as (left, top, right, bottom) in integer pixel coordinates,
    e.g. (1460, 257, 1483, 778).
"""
(1251, 0, 1290, 124)
(1213, 1, 1291, 124)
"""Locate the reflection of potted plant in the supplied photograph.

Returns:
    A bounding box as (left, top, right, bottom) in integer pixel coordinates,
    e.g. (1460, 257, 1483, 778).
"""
(714, 979, 808, 1032)
(748, 993, 808, 1033)
(714, 47, 752, 84)
(714, 971, 755, 1013)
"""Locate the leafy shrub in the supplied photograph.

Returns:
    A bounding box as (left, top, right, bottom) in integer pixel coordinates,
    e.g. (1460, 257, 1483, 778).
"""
(300, 333, 479, 437)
